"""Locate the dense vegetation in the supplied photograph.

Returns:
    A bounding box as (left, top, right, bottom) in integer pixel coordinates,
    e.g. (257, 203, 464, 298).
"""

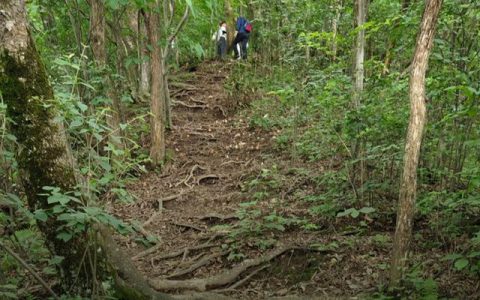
(1, 0, 479, 299)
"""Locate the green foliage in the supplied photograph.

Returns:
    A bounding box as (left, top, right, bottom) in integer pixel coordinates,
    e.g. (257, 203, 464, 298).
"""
(0, 284, 17, 300)
(336, 207, 376, 219)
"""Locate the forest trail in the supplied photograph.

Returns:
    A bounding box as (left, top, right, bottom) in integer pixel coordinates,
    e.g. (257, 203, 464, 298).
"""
(110, 62, 393, 299)
(111, 62, 289, 298)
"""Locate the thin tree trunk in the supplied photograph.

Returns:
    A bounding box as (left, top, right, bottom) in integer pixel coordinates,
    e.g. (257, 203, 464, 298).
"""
(89, 0, 123, 151)
(390, 0, 443, 286)
(0, 0, 91, 292)
(139, 10, 150, 101)
(224, 0, 235, 51)
(353, 0, 366, 109)
(352, 0, 367, 200)
(89, 0, 106, 64)
(332, 0, 341, 61)
(145, 2, 166, 166)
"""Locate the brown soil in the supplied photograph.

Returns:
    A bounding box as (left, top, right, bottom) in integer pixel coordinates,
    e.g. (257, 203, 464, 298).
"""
(109, 62, 480, 299)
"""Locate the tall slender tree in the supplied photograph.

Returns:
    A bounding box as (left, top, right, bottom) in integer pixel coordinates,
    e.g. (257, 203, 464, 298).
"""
(145, 1, 167, 166)
(390, 0, 443, 286)
(352, 0, 367, 199)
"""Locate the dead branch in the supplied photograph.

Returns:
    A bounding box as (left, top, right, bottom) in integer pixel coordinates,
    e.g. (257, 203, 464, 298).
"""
(0, 241, 59, 300)
(163, 6, 190, 61)
(149, 245, 294, 291)
(166, 251, 229, 279)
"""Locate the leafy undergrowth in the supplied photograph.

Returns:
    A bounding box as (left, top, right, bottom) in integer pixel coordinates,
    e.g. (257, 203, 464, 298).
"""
(221, 61, 480, 299)
(107, 61, 478, 299)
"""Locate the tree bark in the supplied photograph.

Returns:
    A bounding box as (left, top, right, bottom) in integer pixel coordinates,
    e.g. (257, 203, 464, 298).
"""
(353, 0, 366, 108)
(139, 10, 151, 100)
(224, 0, 235, 51)
(145, 2, 166, 166)
(390, 0, 443, 286)
(352, 0, 367, 199)
(0, 0, 91, 292)
(332, 0, 342, 61)
(89, 0, 106, 64)
(89, 0, 123, 151)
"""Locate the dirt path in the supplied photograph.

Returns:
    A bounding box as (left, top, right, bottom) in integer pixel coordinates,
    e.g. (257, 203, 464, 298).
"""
(109, 62, 480, 299)
(112, 62, 284, 298)
(110, 62, 399, 299)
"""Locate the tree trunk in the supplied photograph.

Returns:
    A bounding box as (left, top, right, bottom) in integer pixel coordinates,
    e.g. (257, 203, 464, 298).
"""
(139, 10, 151, 100)
(353, 0, 366, 108)
(352, 0, 367, 200)
(390, 0, 443, 286)
(224, 0, 235, 51)
(0, 0, 91, 292)
(89, 0, 123, 151)
(89, 0, 106, 64)
(145, 2, 166, 166)
(332, 0, 341, 61)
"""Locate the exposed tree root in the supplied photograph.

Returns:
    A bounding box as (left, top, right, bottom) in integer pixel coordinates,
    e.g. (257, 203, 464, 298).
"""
(149, 245, 294, 292)
(175, 164, 206, 188)
(213, 105, 227, 117)
(197, 213, 238, 222)
(133, 242, 164, 261)
(196, 174, 220, 184)
(173, 99, 208, 109)
(143, 191, 189, 227)
(186, 131, 216, 139)
(167, 250, 229, 279)
(172, 222, 204, 232)
(214, 264, 269, 293)
(97, 224, 233, 300)
(154, 243, 218, 261)
(96, 224, 173, 300)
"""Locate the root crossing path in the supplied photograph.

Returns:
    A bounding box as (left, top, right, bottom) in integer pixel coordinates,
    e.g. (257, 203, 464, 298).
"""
(112, 62, 302, 299)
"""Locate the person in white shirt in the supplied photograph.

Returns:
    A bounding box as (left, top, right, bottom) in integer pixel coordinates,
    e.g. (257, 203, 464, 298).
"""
(212, 21, 227, 59)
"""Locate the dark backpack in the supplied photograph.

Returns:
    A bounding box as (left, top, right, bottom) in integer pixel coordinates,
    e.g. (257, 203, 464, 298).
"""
(245, 22, 252, 33)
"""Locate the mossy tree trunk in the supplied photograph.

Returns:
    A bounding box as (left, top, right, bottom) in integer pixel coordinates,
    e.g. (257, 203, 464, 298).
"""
(390, 0, 443, 286)
(0, 0, 92, 293)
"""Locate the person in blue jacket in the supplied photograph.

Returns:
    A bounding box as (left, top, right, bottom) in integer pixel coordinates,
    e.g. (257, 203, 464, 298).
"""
(232, 16, 251, 60)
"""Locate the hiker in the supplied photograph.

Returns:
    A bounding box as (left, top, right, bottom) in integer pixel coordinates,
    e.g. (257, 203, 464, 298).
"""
(232, 16, 252, 60)
(212, 20, 228, 59)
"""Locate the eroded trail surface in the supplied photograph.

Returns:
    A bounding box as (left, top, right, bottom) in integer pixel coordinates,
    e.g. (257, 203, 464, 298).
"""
(110, 63, 402, 299)
(112, 62, 287, 299)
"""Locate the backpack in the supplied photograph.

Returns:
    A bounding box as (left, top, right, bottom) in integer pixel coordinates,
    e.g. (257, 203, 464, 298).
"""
(245, 22, 252, 33)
